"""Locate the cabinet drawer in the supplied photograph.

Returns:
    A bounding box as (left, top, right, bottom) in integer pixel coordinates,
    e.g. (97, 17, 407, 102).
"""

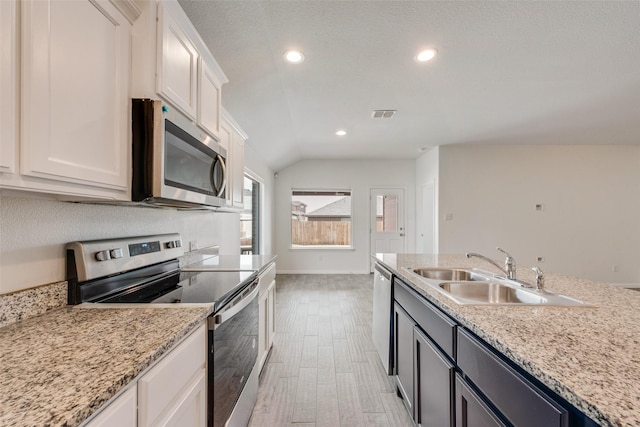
(138, 324, 206, 426)
(394, 277, 456, 359)
(457, 329, 568, 427)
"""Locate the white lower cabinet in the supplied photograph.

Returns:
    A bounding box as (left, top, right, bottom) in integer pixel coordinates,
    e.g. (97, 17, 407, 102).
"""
(138, 323, 207, 427)
(258, 263, 276, 371)
(84, 323, 206, 427)
(156, 370, 206, 427)
(86, 385, 137, 427)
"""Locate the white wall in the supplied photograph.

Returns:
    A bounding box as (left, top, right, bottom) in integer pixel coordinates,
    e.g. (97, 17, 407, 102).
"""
(437, 145, 640, 283)
(0, 192, 240, 294)
(244, 142, 275, 255)
(274, 159, 416, 274)
(415, 147, 439, 253)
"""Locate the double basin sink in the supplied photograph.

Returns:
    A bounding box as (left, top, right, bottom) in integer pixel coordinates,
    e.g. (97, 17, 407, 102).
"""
(402, 267, 591, 306)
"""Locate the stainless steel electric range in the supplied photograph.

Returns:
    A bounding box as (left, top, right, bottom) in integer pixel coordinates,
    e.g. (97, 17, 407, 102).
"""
(66, 233, 259, 427)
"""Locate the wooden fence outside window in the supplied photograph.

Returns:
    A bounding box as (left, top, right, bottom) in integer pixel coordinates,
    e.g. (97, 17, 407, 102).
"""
(291, 221, 351, 246)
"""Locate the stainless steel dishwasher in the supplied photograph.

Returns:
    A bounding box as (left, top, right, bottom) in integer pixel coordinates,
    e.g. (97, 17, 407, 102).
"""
(372, 262, 393, 375)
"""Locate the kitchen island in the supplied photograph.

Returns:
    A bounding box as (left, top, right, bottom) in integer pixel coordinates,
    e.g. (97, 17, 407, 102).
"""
(376, 253, 640, 427)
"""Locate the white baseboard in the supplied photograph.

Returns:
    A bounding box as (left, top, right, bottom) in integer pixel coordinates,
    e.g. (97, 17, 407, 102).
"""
(277, 269, 371, 275)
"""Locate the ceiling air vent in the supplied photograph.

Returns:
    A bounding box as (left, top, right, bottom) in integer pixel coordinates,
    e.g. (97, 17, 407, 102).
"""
(372, 110, 397, 119)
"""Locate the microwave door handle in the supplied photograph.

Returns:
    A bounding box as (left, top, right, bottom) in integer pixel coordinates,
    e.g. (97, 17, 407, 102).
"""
(210, 154, 227, 197)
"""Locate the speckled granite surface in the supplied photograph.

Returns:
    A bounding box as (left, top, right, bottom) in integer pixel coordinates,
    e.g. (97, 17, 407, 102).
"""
(375, 253, 640, 427)
(0, 305, 211, 426)
(0, 281, 67, 328)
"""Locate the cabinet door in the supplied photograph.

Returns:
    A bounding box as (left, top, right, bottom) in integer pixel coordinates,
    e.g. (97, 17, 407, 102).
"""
(414, 327, 455, 427)
(218, 120, 232, 206)
(198, 57, 222, 138)
(21, 0, 129, 191)
(267, 280, 276, 349)
(0, 0, 17, 174)
(230, 131, 245, 208)
(157, 1, 198, 119)
(138, 324, 206, 427)
(85, 385, 137, 427)
(394, 303, 414, 413)
(160, 369, 207, 427)
(258, 288, 269, 370)
(455, 375, 506, 427)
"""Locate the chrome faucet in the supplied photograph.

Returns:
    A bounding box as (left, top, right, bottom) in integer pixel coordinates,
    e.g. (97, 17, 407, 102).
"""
(466, 247, 516, 280)
(531, 267, 545, 291)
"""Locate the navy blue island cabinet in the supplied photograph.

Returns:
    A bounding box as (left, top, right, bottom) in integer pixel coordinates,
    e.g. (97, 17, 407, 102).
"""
(392, 276, 598, 427)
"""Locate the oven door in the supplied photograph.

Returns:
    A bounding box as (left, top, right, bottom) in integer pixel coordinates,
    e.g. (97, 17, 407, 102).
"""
(209, 280, 259, 427)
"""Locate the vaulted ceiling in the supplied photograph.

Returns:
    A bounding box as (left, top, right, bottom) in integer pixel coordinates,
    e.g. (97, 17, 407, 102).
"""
(179, 1, 640, 172)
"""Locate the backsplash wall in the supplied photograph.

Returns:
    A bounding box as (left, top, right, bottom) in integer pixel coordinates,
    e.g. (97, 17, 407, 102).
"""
(0, 193, 240, 294)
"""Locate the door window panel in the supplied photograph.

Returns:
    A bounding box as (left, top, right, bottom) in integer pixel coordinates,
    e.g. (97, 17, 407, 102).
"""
(376, 194, 398, 232)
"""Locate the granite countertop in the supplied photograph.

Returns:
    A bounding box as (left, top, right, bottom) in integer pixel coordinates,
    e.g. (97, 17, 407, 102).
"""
(0, 304, 212, 426)
(375, 253, 640, 427)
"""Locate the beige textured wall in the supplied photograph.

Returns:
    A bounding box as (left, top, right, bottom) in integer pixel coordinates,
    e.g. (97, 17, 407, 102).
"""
(437, 145, 640, 283)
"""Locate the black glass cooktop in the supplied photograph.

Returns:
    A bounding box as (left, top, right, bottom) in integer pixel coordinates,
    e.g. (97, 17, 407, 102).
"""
(96, 269, 256, 313)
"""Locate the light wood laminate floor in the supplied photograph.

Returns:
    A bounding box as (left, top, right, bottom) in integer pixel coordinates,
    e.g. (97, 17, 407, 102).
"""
(248, 274, 413, 427)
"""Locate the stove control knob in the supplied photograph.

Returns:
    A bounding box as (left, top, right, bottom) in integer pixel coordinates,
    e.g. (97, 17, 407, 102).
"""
(166, 240, 182, 249)
(110, 248, 123, 259)
(95, 250, 111, 261)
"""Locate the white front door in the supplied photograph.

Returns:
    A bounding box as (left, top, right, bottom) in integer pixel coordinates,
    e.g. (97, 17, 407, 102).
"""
(370, 188, 405, 271)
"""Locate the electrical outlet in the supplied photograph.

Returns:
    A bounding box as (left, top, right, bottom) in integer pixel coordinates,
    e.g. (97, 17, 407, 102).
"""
(537, 256, 545, 263)
(612, 264, 619, 272)
(535, 204, 544, 211)
(444, 213, 453, 221)
(189, 240, 198, 251)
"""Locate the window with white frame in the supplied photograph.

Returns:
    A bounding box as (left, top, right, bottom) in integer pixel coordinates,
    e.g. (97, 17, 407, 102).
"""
(291, 189, 352, 248)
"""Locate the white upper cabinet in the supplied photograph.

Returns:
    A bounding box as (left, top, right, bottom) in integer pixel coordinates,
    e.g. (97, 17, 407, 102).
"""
(220, 110, 246, 210)
(198, 57, 223, 138)
(6, 0, 132, 200)
(230, 129, 245, 209)
(157, 1, 199, 119)
(0, 0, 17, 175)
(218, 117, 233, 207)
(135, 0, 227, 139)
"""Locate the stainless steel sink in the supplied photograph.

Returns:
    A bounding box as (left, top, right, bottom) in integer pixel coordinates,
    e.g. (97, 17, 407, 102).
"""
(409, 268, 489, 281)
(439, 282, 547, 304)
(402, 267, 592, 306)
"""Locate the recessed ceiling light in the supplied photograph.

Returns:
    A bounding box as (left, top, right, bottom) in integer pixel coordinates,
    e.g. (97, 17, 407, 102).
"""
(336, 130, 347, 136)
(284, 50, 304, 64)
(415, 48, 438, 63)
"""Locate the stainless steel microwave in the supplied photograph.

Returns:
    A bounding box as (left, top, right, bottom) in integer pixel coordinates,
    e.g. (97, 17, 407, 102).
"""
(131, 99, 227, 209)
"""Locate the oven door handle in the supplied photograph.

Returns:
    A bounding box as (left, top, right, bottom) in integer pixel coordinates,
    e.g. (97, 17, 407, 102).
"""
(208, 280, 259, 330)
